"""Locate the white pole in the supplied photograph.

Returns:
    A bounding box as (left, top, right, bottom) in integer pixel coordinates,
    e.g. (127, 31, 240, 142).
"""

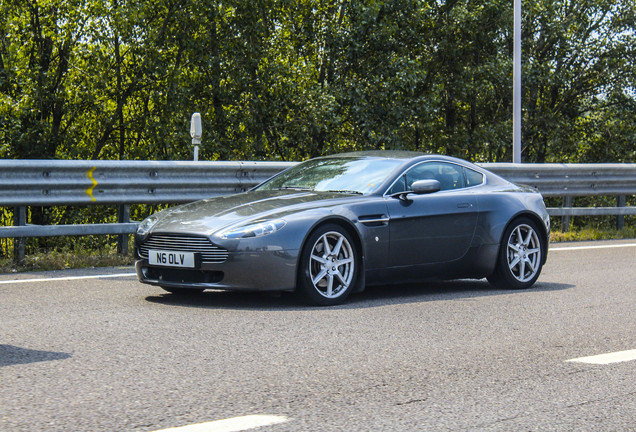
(190, 112, 202, 161)
(513, 0, 522, 163)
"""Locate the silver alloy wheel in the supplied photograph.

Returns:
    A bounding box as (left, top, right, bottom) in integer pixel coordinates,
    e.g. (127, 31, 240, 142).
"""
(308, 231, 355, 299)
(506, 224, 541, 283)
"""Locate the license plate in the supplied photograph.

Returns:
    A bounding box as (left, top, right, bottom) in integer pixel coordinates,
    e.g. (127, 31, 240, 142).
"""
(148, 250, 195, 268)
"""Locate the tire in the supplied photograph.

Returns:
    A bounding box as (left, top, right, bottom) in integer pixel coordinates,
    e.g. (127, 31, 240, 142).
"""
(297, 224, 359, 306)
(487, 217, 546, 290)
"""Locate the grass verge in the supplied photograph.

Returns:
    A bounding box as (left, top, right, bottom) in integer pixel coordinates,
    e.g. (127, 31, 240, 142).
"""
(550, 226, 636, 242)
(0, 248, 134, 274)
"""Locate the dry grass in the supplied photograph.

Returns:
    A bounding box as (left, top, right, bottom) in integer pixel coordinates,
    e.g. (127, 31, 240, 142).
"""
(0, 248, 134, 273)
(551, 226, 636, 242)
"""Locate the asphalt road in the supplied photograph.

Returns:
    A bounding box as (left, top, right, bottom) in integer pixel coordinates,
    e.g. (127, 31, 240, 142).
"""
(1, 240, 635, 432)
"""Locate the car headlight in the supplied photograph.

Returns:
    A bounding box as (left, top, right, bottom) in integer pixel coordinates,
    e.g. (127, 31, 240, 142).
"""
(220, 219, 286, 239)
(137, 215, 159, 236)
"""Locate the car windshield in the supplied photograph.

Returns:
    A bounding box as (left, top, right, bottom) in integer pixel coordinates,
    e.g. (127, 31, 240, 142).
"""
(256, 157, 403, 195)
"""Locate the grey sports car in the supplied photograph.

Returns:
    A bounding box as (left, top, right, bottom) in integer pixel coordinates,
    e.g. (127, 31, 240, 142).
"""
(135, 151, 550, 305)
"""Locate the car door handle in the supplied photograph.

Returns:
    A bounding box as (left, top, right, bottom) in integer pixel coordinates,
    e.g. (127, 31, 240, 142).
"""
(457, 203, 472, 208)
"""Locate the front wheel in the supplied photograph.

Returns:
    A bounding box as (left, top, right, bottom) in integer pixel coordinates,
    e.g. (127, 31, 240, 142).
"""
(488, 217, 546, 290)
(297, 224, 359, 306)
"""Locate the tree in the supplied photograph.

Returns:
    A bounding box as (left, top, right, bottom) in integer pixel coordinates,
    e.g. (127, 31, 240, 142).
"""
(0, 0, 89, 158)
(521, 0, 636, 162)
(1, 0, 634, 163)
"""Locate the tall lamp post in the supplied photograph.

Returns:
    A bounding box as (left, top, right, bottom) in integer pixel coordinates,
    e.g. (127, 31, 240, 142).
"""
(513, 0, 522, 163)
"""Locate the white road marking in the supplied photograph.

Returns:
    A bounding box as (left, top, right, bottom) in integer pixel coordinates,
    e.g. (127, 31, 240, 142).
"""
(150, 415, 289, 432)
(0, 273, 136, 285)
(550, 243, 636, 252)
(1, 243, 633, 284)
(566, 349, 636, 365)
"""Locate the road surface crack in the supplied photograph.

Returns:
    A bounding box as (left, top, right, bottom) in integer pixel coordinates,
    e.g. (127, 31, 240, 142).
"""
(395, 398, 428, 406)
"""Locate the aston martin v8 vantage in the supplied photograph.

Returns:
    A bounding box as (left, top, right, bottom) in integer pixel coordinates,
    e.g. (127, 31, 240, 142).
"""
(135, 152, 550, 305)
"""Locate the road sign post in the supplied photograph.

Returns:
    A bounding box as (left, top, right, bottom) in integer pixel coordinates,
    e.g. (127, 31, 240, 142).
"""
(190, 113, 202, 161)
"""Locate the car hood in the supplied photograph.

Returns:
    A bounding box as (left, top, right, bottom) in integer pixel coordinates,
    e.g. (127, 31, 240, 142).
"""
(150, 190, 365, 235)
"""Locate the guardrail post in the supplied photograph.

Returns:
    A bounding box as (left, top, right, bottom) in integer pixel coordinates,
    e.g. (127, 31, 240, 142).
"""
(562, 197, 572, 232)
(117, 205, 130, 255)
(617, 196, 626, 230)
(13, 206, 26, 265)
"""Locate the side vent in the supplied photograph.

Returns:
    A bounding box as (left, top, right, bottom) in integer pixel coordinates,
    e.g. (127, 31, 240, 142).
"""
(358, 214, 390, 227)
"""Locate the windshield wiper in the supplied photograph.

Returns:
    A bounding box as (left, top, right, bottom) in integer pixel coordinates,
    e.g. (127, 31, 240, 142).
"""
(275, 186, 313, 191)
(325, 189, 363, 195)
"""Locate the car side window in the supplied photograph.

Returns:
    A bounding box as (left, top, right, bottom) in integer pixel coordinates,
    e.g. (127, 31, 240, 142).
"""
(404, 162, 465, 191)
(464, 168, 484, 187)
(388, 175, 407, 195)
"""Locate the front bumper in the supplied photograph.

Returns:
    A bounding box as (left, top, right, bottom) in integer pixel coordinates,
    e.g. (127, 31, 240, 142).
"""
(135, 247, 300, 292)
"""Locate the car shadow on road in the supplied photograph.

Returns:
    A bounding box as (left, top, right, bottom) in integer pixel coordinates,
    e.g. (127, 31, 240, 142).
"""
(0, 345, 72, 367)
(144, 279, 574, 311)
(355, 279, 574, 306)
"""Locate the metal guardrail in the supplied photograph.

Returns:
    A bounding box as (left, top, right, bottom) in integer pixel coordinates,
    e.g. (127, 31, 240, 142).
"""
(487, 163, 636, 197)
(487, 163, 636, 220)
(0, 159, 292, 207)
(1, 160, 635, 242)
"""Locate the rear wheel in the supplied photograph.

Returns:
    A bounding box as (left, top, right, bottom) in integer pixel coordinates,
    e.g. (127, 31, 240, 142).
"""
(488, 217, 545, 290)
(297, 224, 359, 306)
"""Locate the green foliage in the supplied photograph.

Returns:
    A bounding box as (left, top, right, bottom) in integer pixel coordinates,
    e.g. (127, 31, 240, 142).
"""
(521, 0, 636, 162)
(2, 0, 633, 163)
(551, 225, 636, 243)
(0, 242, 134, 273)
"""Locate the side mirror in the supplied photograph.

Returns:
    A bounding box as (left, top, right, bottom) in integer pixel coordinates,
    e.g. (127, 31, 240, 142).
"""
(411, 179, 441, 194)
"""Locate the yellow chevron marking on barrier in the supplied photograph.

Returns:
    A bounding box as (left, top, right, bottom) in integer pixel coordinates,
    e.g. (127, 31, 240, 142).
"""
(86, 167, 98, 202)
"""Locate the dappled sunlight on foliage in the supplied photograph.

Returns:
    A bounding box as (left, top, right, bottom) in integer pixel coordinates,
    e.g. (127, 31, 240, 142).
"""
(551, 225, 636, 243)
(0, 244, 134, 273)
(1, 0, 633, 163)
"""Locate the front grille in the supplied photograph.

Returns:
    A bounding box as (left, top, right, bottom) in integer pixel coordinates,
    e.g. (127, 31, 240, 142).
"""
(144, 267, 224, 284)
(138, 234, 229, 264)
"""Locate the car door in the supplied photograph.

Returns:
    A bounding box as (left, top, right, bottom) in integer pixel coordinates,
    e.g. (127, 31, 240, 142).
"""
(385, 161, 479, 267)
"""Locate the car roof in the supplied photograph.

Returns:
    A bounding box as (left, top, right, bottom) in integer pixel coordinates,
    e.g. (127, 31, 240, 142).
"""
(328, 150, 426, 159)
(318, 151, 509, 189)
(321, 151, 481, 169)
